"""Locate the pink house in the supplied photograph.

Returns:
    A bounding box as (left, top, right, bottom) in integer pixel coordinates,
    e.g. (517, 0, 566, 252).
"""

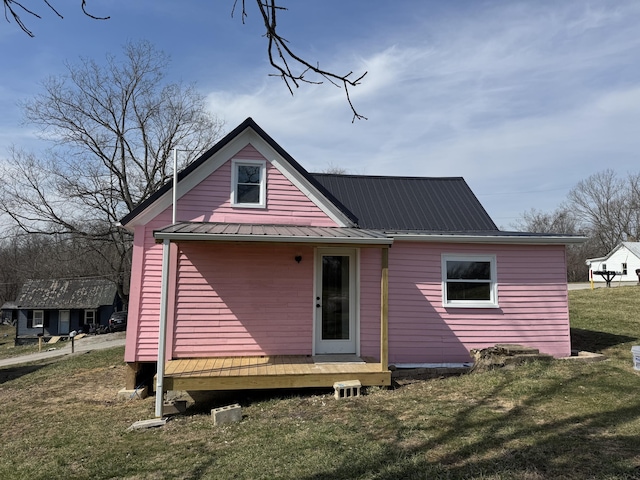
(120, 118, 582, 409)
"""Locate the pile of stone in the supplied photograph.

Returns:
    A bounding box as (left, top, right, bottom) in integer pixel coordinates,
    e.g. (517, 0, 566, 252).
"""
(469, 344, 552, 373)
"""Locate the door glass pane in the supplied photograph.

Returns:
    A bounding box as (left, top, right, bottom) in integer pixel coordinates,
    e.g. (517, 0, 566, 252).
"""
(322, 255, 350, 340)
(59, 311, 70, 334)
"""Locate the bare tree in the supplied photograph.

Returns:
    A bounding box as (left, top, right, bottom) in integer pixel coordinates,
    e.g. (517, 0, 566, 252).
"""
(0, 40, 224, 304)
(567, 169, 640, 253)
(5, 1, 367, 121)
(0, 231, 115, 306)
(319, 163, 349, 175)
(513, 207, 597, 282)
(514, 170, 640, 281)
(513, 207, 580, 235)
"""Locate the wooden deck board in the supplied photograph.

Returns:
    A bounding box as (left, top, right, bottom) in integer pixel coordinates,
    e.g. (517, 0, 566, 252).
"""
(163, 355, 391, 391)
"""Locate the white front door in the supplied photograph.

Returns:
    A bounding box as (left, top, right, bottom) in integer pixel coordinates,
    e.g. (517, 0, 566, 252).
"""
(315, 249, 357, 354)
(59, 310, 70, 335)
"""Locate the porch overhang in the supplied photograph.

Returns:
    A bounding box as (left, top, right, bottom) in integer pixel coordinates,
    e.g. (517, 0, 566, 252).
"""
(152, 223, 392, 416)
(154, 221, 394, 245)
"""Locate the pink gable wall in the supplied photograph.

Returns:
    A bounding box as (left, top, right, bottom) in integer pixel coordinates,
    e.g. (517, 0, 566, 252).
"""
(387, 242, 571, 364)
(125, 144, 340, 362)
(176, 145, 339, 226)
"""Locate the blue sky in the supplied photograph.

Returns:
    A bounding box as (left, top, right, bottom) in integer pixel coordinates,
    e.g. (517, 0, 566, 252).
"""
(2, 1, 639, 228)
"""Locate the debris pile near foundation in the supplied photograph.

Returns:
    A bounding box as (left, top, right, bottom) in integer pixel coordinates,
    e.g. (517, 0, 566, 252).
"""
(469, 344, 552, 374)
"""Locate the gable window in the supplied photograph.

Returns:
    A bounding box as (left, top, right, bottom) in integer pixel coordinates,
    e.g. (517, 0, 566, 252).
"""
(442, 254, 498, 308)
(231, 159, 266, 207)
(32, 310, 44, 328)
(602, 263, 607, 271)
(622, 263, 628, 275)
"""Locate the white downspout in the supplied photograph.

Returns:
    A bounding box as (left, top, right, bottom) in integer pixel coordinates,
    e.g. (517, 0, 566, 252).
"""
(154, 238, 171, 418)
(172, 147, 178, 225)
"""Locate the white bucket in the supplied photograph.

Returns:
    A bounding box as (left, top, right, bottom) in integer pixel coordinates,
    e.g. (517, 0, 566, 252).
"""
(631, 346, 640, 371)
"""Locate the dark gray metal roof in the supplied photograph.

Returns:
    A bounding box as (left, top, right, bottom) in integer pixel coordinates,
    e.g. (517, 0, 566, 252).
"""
(311, 174, 498, 232)
(16, 278, 117, 309)
(154, 222, 393, 245)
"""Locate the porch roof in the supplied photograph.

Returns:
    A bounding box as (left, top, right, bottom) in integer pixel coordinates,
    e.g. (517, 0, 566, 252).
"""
(153, 222, 394, 245)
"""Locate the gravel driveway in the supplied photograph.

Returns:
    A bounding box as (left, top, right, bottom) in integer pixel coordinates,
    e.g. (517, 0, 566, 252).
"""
(0, 332, 126, 368)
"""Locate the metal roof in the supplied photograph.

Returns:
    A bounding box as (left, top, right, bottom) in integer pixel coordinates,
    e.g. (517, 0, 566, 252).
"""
(622, 242, 640, 259)
(16, 278, 117, 309)
(311, 174, 498, 232)
(154, 222, 393, 245)
(586, 241, 640, 264)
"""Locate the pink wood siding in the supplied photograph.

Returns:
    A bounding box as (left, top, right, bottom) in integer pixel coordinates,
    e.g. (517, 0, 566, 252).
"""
(176, 145, 339, 226)
(125, 144, 341, 362)
(173, 242, 314, 357)
(359, 248, 382, 359)
(125, 210, 175, 362)
(387, 242, 571, 364)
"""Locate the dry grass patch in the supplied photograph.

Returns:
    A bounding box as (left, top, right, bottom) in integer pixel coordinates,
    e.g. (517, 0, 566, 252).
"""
(0, 289, 640, 479)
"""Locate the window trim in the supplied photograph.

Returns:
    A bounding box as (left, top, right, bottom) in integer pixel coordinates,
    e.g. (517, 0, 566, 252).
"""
(84, 309, 97, 325)
(33, 310, 44, 328)
(442, 254, 498, 308)
(230, 159, 267, 208)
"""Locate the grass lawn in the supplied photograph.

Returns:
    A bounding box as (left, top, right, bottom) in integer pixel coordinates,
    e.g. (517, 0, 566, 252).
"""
(1, 288, 639, 479)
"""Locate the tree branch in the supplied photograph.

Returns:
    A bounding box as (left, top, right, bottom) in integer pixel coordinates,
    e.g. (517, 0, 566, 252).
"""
(239, 0, 368, 121)
(3, 0, 107, 37)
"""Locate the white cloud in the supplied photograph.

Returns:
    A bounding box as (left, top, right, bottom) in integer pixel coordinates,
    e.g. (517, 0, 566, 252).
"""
(4, 0, 640, 226)
(205, 1, 640, 225)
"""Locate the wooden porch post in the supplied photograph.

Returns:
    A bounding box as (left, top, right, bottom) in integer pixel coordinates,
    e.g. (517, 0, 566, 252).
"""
(380, 246, 389, 372)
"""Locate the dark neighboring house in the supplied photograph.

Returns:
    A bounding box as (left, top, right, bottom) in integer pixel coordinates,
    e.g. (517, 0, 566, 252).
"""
(1, 301, 18, 325)
(15, 278, 122, 345)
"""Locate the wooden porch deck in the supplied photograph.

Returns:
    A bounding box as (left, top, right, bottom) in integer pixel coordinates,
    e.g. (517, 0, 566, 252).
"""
(162, 355, 391, 391)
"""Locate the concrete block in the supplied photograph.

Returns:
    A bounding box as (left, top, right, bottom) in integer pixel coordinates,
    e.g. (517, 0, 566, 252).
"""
(117, 386, 148, 401)
(333, 380, 361, 400)
(212, 403, 242, 426)
(162, 400, 187, 416)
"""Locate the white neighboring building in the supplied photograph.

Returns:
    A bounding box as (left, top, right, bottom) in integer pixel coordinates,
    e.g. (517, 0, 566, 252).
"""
(586, 242, 640, 284)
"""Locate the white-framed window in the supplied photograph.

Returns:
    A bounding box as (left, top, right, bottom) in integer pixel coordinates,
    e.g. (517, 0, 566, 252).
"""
(622, 263, 628, 275)
(602, 263, 607, 271)
(231, 159, 266, 208)
(33, 310, 44, 328)
(84, 310, 97, 325)
(442, 254, 498, 308)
